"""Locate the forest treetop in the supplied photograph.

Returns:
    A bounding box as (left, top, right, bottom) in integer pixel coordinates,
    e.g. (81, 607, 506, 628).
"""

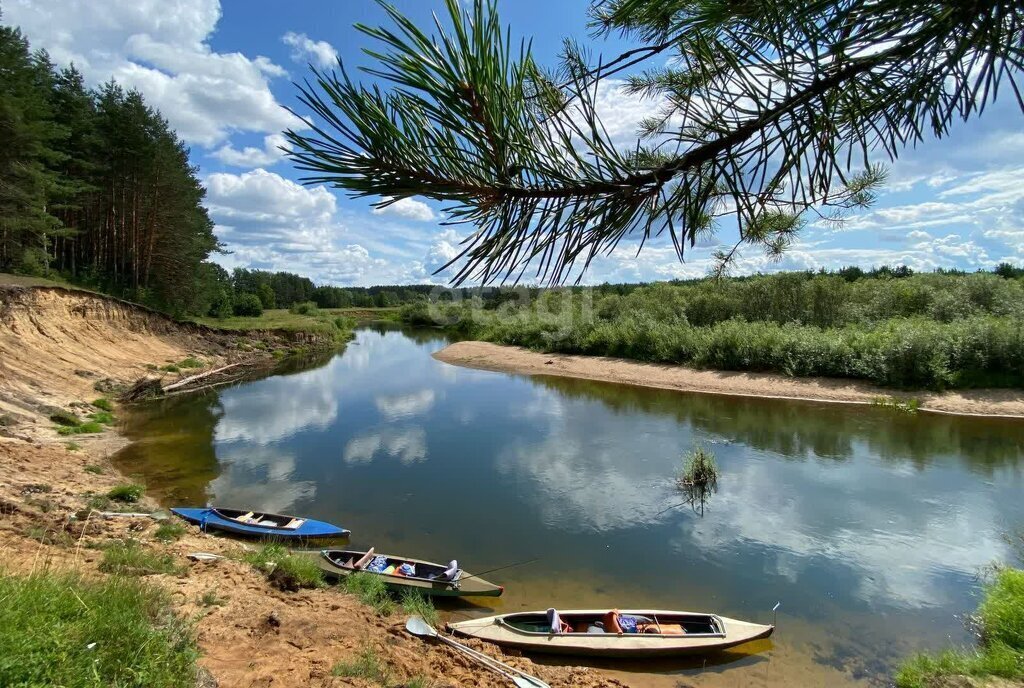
(285, 0, 1024, 285)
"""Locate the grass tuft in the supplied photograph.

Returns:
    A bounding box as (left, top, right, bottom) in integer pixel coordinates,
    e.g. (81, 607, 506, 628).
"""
(154, 521, 186, 543)
(400, 589, 438, 627)
(178, 357, 204, 369)
(678, 446, 719, 491)
(49, 409, 80, 426)
(342, 571, 395, 616)
(99, 539, 185, 576)
(91, 397, 114, 411)
(107, 483, 145, 503)
(241, 545, 324, 591)
(66, 442, 82, 452)
(896, 566, 1024, 687)
(0, 571, 198, 687)
(199, 589, 226, 607)
(88, 410, 116, 425)
(56, 420, 104, 435)
(331, 645, 391, 683)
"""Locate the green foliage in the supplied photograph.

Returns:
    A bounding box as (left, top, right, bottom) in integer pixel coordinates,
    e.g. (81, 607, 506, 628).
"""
(241, 545, 324, 591)
(99, 540, 185, 576)
(91, 397, 114, 412)
(342, 572, 395, 616)
(153, 522, 186, 543)
(331, 645, 392, 684)
(896, 567, 1024, 687)
(66, 442, 83, 452)
(89, 411, 116, 425)
(0, 571, 198, 688)
(285, 0, 1023, 283)
(177, 357, 203, 369)
(49, 409, 80, 426)
(83, 462, 103, 472)
(107, 483, 144, 502)
(160, 364, 180, 373)
(678, 447, 719, 490)
(290, 300, 319, 315)
(405, 270, 1024, 390)
(400, 590, 439, 627)
(872, 396, 920, 414)
(199, 589, 226, 607)
(233, 293, 263, 317)
(56, 420, 104, 435)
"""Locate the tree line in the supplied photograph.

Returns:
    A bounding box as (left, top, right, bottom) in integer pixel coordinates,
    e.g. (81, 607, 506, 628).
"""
(0, 19, 221, 315)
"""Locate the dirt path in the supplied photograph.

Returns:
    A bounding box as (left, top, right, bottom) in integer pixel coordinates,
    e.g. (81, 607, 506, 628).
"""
(434, 341, 1024, 418)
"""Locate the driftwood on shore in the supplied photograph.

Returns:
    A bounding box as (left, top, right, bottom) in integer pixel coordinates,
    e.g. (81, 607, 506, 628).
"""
(120, 362, 256, 402)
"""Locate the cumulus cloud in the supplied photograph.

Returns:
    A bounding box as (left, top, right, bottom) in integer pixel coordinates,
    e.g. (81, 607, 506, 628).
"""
(4, 0, 304, 147)
(211, 133, 289, 168)
(282, 31, 338, 68)
(372, 197, 437, 222)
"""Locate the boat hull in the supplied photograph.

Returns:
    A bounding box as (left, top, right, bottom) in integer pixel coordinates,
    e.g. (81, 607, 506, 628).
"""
(447, 609, 773, 657)
(299, 550, 504, 598)
(171, 507, 349, 540)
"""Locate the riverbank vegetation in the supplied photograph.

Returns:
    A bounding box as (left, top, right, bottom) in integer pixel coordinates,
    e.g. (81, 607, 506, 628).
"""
(896, 566, 1024, 687)
(0, 571, 199, 687)
(403, 268, 1024, 390)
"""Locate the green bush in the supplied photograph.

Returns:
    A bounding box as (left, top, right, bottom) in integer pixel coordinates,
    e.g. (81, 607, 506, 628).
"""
(331, 645, 391, 683)
(233, 293, 263, 317)
(92, 397, 114, 412)
(154, 522, 186, 543)
(89, 411, 116, 425)
(56, 421, 104, 435)
(289, 300, 318, 315)
(49, 410, 80, 426)
(241, 545, 324, 591)
(107, 484, 145, 502)
(0, 571, 198, 687)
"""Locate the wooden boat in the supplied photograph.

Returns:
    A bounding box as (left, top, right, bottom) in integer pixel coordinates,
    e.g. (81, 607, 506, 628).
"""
(170, 507, 350, 540)
(447, 609, 773, 657)
(299, 548, 504, 597)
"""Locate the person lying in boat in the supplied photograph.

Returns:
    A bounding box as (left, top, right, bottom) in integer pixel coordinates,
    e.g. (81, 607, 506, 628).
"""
(546, 609, 686, 635)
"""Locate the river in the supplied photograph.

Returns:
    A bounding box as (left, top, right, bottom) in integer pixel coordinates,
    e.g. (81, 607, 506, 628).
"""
(114, 325, 1024, 687)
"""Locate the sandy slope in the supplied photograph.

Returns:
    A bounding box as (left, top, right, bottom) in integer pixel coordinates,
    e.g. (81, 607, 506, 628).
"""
(434, 341, 1024, 418)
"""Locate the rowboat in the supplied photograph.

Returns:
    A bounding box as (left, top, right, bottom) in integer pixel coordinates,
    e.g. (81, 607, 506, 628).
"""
(170, 507, 350, 540)
(300, 548, 504, 597)
(447, 609, 773, 657)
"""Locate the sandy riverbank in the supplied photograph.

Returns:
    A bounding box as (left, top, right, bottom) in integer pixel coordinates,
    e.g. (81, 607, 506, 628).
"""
(0, 285, 629, 688)
(434, 341, 1024, 418)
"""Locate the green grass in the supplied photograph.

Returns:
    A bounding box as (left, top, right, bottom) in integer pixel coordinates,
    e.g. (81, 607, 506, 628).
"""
(191, 307, 357, 343)
(873, 396, 921, 414)
(160, 364, 180, 373)
(91, 397, 114, 411)
(896, 567, 1024, 687)
(66, 442, 83, 452)
(99, 540, 185, 576)
(56, 420, 104, 435)
(400, 590, 438, 627)
(153, 522, 186, 543)
(199, 589, 226, 607)
(88, 410, 116, 425)
(241, 545, 324, 591)
(177, 357, 204, 369)
(83, 462, 103, 473)
(0, 570, 198, 688)
(678, 447, 719, 490)
(342, 571, 395, 616)
(49, 409, 80, 426)
(331, 645, 392, 684)
(107, 483, 145, 503)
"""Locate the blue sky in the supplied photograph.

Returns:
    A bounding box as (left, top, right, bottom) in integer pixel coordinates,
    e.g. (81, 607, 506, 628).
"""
(5, 0, 1023, 286)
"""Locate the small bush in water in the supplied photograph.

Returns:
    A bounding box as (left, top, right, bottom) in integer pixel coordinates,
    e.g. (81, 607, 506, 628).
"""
(678, 447, 719, 491)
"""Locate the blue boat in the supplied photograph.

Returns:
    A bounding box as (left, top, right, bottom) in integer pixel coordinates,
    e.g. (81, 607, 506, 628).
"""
(170, 507, 350, 540)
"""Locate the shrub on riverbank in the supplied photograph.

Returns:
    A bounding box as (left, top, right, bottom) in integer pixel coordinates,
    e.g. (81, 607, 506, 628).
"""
(896, 567, 1024, 687)
(401, 270, 1024, 390)
(242, 544, 324, 591)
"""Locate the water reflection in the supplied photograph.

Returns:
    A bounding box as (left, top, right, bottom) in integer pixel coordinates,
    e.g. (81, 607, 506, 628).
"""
(114, 326, 1024, 685)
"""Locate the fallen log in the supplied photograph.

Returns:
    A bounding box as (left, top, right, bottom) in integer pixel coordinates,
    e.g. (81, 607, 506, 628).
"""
(163, 363, 244, 391)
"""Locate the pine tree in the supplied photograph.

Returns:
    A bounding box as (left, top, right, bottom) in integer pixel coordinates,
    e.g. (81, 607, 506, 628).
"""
(286, 0, 1024, 284)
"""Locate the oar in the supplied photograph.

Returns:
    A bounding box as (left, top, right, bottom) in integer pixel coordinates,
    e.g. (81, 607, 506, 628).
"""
(405, 616, 549, 688)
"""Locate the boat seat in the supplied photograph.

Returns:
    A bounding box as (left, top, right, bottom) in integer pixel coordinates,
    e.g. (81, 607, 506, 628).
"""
(354, 548, 376, 570)
(281, 518, 305, 530)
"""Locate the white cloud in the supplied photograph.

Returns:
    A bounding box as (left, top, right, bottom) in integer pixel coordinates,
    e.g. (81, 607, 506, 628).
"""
(372, 197, 437, 222)
(281, 31, 338, 68)
(211, 133, 289, 168)
(4, 0, 304, 147)
(342, 426, 428, 465)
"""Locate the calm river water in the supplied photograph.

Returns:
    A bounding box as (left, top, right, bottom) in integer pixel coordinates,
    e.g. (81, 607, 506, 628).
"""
(114, 325, 1024, 687)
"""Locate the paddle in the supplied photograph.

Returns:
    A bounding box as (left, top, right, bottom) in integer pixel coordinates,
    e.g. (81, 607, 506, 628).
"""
(405, 616, 549, 688)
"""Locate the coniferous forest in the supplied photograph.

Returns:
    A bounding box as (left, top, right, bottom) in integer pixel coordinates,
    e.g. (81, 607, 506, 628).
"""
(0, 21, 225, 315)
